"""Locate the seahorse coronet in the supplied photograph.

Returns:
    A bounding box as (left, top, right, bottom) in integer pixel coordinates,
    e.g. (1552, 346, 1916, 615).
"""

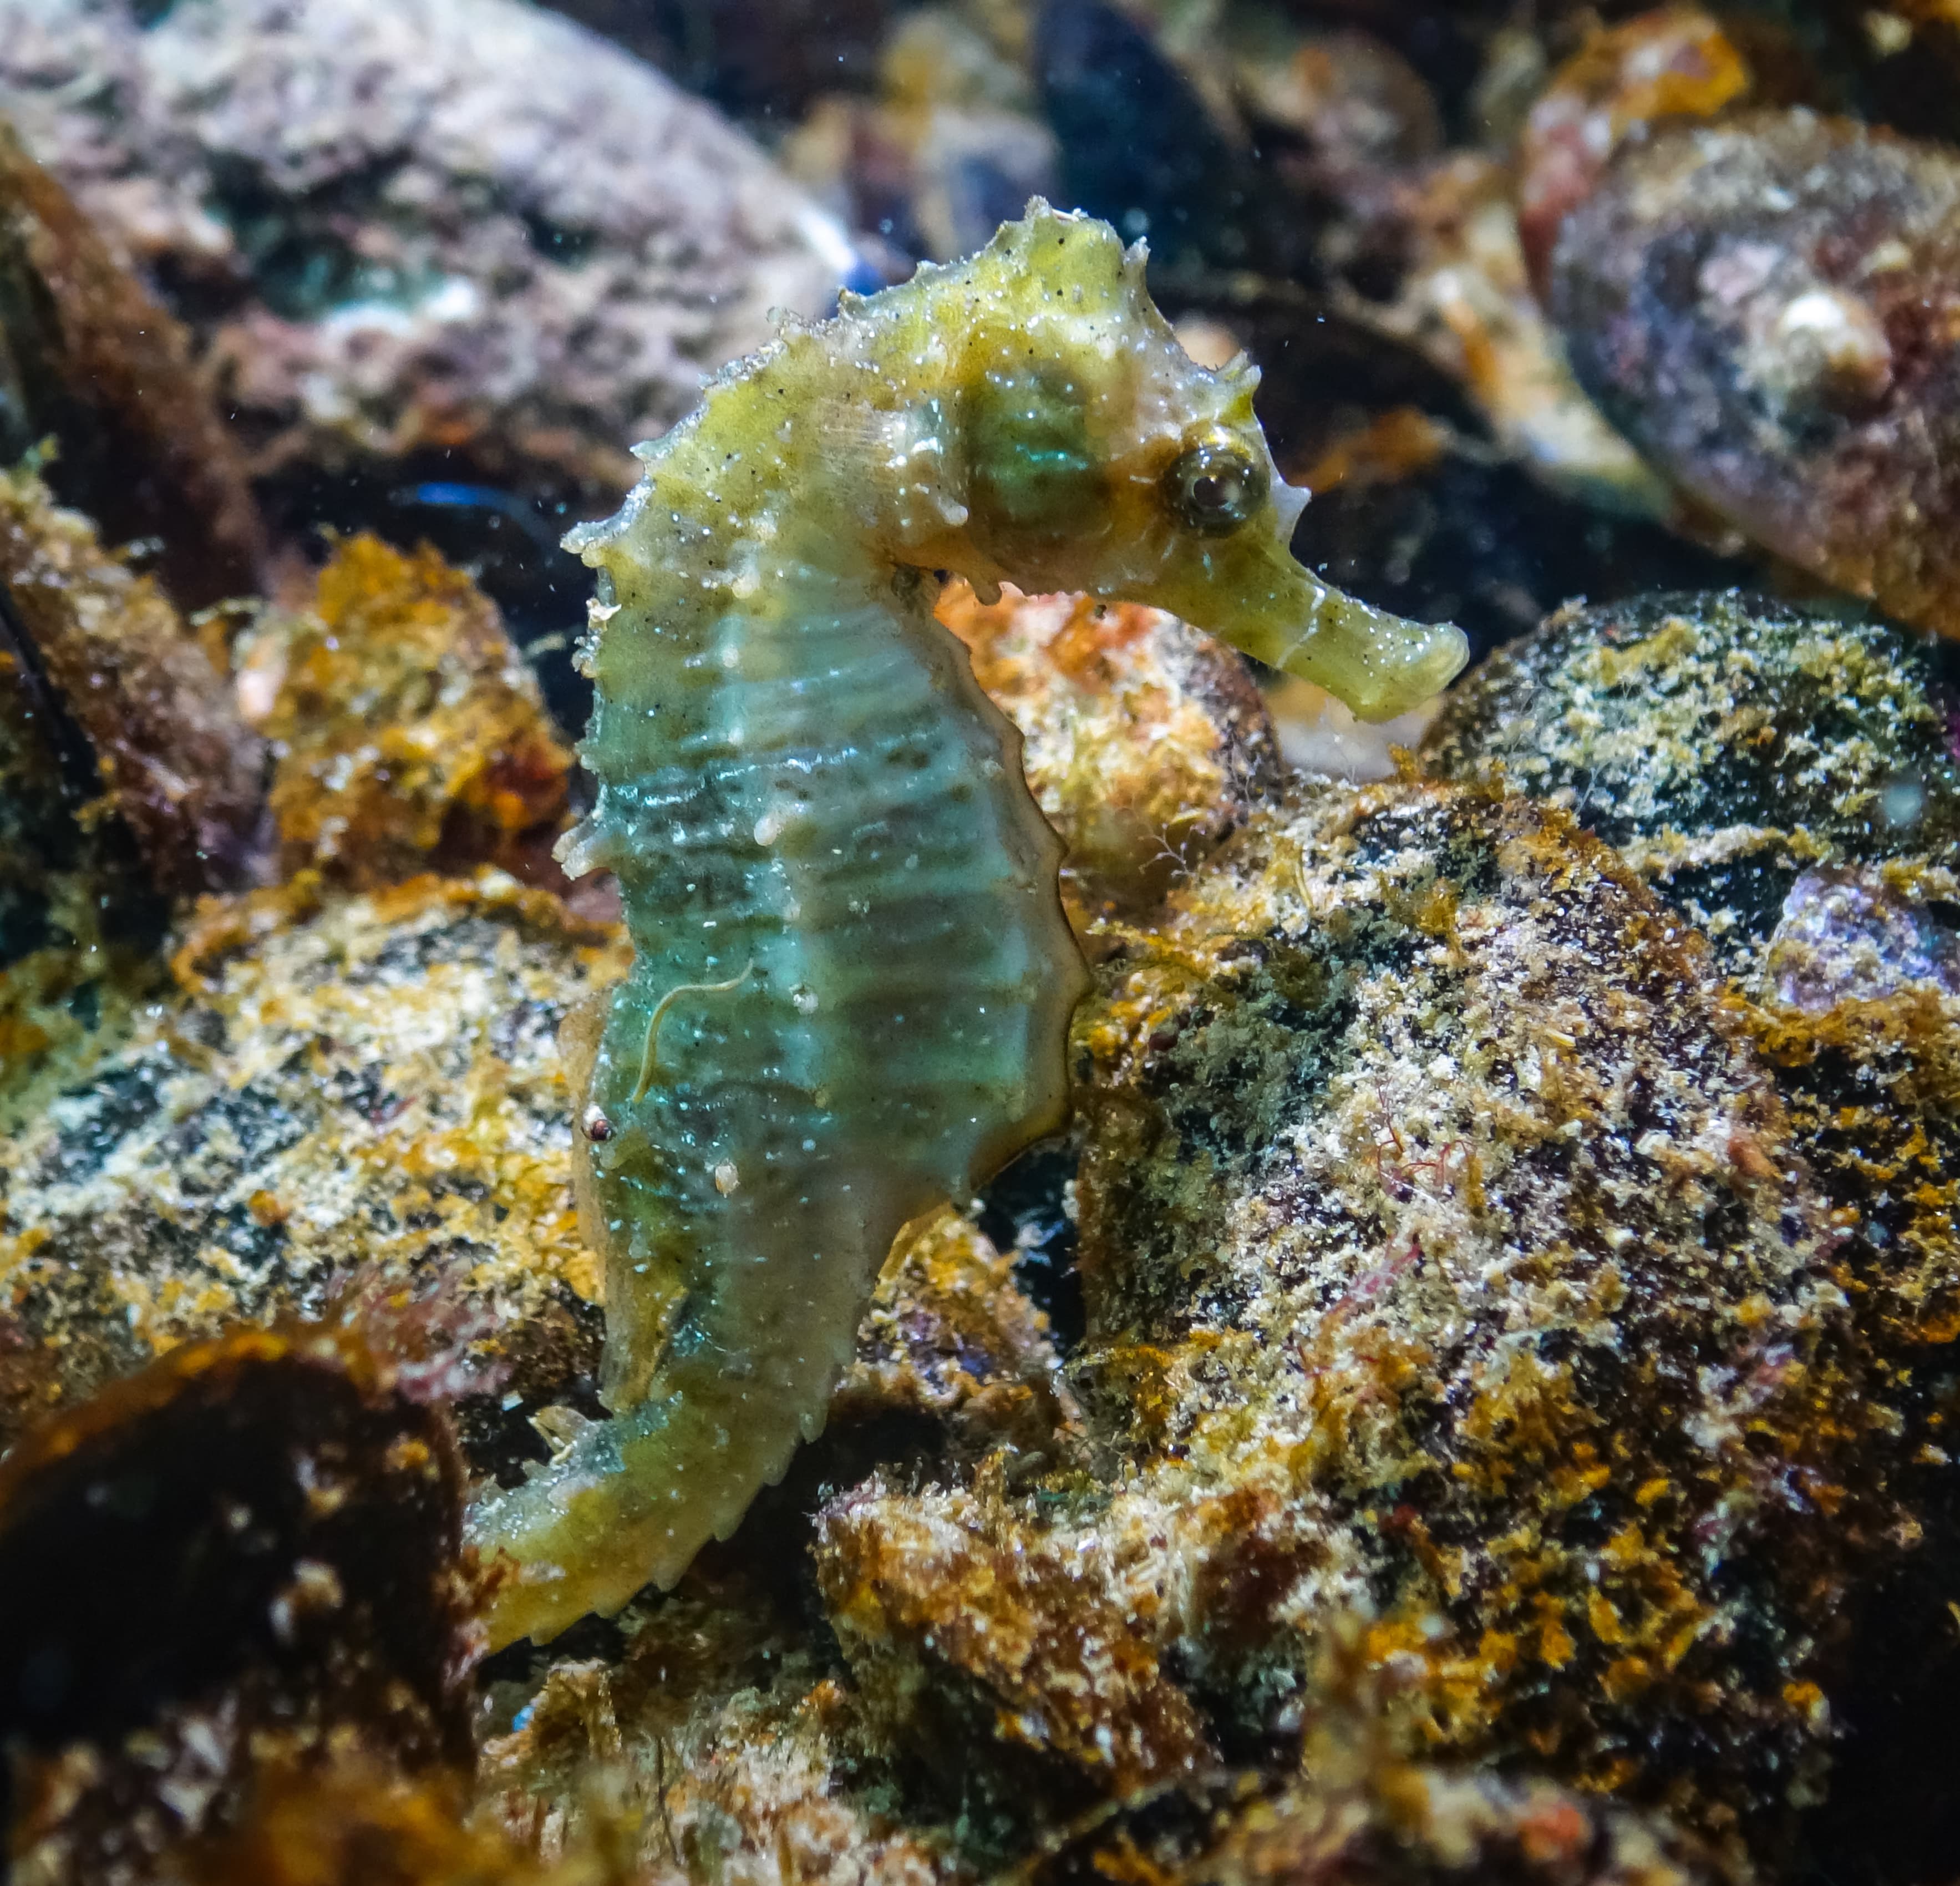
(466, 201, 1465, 1649)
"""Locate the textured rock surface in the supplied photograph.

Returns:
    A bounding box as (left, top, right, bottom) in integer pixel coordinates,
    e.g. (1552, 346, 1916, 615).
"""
(0, 0, 847, 505)
(471, 771, 1874, 1873)
(0, 1323, 476, 1885)
(1514, 9, 1753, 300)
(243, 535, 574, 891)
(0, 561, 165, 1137)
(1012, 1714, 1735, 1886)
(936, 779, 1870, 1851)
(480, 1578, 956, 1885)
(936, 580, 1280, 918)
(0, 121, 264, 610)
(1552, 110, 1960, 641)
(1423, 591, 1960, 980)
(0, 872, 621, 1461)
(1425, 585, 1960, 1880)
(0, 468, 266, 901)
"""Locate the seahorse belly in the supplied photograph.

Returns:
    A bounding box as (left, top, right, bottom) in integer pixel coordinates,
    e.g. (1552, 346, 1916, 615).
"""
(471, 577, 1082, 1644)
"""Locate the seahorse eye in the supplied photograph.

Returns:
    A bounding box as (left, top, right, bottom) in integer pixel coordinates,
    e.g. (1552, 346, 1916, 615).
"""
(966, 370, 1100, 537)
(1164, 436, 1267, 538)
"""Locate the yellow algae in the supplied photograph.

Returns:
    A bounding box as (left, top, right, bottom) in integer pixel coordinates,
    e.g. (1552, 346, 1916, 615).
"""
(246, 536, 574, 889)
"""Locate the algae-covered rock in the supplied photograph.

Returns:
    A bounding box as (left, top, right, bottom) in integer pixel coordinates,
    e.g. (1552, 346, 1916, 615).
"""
(0, 468, 266, 901)
(0, 1321, 475, 1884)
(0, 492, 1938, 1874)
(479, 1576, 954, 1886)
(818, 777, 1871, 1857)
(936, 580, 1279, 919)
(837, 1205, 1083, 1469)
(242, 535, 574, 891)
(1423, 591, 1960, 978)
(1427, 586, 1960, 1878)
(0, 121, 265, 611)
(0, 468, 263, 1138)
(7, 763, 1889, 1870)
(1013, 1689, 1735, 1886)
(0, 873, 621, 1463)
(0, 592, 164, 1136)
(819, 1468, 1214, 1817)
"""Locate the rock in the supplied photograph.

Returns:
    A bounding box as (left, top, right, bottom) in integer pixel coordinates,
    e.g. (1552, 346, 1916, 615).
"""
(0, 871, 623, 1469)
(0, 467, 266, 900)
(478, 1579, 951, 1885)
(1421, 591, 1960, 981)
(242, 535, 574, 892)
(2, 625, 1903, 1870)
(1337, 150, 1672, 521)
(817, 1471, 1214, 1820)
(0, 120, 265, 610)
(0, 545, 166, 1136)
(815, 777, 1875, 1860)
(0, 1321, 475, 1884)
(1514, 10, 1753, 300)
(837, 1205, 1084, 1470)
(935, 580, 1279, 919)
(1016, 1683, 1735, 1886)
(542, 0, 892, 123)
(0, 0, 849, 513)
(1228, 23, 1442, 174)
(1551, 110, 1960, 641)
(1732, 916, 1960, 1885)
(1425, 586, 1960, 1879)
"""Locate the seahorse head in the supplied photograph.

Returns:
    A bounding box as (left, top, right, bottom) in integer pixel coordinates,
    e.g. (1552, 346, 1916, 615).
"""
(870, 202, 1468, 721)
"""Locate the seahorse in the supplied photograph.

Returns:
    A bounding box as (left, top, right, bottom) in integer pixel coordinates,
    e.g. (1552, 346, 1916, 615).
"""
(468, 203, 1467, 1648)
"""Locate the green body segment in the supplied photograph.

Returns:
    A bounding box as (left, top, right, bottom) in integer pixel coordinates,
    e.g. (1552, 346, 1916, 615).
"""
(469, 497, 1083, 1649)
(466, 205, 1464, 1648)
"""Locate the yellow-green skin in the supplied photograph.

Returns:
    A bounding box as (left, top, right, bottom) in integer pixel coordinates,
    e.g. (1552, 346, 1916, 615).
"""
(467, 205, 1467, 1649)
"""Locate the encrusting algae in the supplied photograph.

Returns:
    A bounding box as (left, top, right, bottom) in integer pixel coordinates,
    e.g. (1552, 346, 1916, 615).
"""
(1423, 583, 1960, 1870)
(816, 775, 1872, 1857)
(242, 534, 575, 892)
(468, 201, 1468, 1648)
(1423, 591, 1960, 980)
(0, 466, 264, 1138)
